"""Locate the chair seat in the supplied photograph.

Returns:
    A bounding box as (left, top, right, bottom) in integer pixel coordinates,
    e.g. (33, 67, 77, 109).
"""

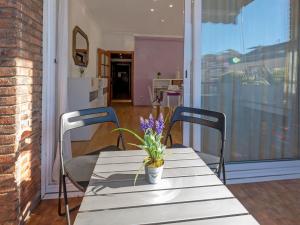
(197, 152, 220, 166)
(64, 155, 98, 189)
(86, 145, 122, 155)
(171, 143, 220, 167)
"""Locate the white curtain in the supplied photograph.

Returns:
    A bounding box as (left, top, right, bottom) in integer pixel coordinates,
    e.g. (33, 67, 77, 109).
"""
(52, 0, 72, 182)
(200, 0, 300, 161)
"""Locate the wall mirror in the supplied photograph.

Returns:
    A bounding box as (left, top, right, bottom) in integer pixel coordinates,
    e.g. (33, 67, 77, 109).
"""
(72, 26, 89, 67)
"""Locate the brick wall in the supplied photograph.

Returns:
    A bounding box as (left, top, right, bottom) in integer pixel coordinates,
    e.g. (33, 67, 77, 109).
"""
(0, 0, 43, 224)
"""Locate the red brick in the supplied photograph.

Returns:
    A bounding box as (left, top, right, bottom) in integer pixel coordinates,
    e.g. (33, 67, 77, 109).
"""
(0, 0, 43, 223)
(0, 116, 15, 125)
(0, 164, 15, 174)
(0, 134, 16, 145)
(0, 124, 17, 134)
(0, 67, 16, 76)
(0, 191, 18, 204)
(0, 96, 16, 105)
(0, 105, 17, 115)
(0, 153, 16, 163)
(0, 86, 16, 96)
(0, 174, 16, 193)
(0, 144, 16, 154)
(0, 58, 17, 67)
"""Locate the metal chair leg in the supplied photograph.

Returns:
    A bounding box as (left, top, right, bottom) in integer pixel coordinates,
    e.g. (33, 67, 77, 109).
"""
(222, 160, 226, 185)
(58, 172, 63, 216)
(62, 174, 71, 225)
(58, 172, 80, 225)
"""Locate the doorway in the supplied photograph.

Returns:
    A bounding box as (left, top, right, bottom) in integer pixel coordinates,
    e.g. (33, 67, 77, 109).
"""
(42, 0, 186, 198)
(109, 51, 134, 103)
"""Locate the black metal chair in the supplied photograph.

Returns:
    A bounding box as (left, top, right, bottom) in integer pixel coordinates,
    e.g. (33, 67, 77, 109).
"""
(164, 106, 226, 184)
(57, 107, 125, 225)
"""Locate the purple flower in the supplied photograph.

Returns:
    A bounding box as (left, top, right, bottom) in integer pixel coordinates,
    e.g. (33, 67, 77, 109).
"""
(140, 113, 164, 135)
(140, 117, 147, 132)
(155, 113, 164, 135)
(140, 117, 152, 132)
(148, 114, 154, 128)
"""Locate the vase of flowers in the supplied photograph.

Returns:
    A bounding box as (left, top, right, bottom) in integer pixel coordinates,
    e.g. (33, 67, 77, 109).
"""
(156, 72, 161, 79)
(79, 66, 85, 77)
(115, 113, 166, 184)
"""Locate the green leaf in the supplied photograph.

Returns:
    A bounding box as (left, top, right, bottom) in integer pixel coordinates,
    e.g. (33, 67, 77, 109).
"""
(128, 143, 144, 149)
(134, 162, 146, 186)
(113, 128, 145, 144)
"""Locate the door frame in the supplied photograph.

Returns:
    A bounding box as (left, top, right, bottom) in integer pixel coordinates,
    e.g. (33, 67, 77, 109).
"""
(42, 0, 82, 199)
(107, 50, 135, 104)
(41, 0, 57, 198)
(41, 0, 300, 199)
(183, 0, 202, 151)
(97, 48, 111, 105)
(183, 0, 192, 147)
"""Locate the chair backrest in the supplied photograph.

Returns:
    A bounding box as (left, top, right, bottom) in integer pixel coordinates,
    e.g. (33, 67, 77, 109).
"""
(59, 107, 125, 165)
(165, 106, 226, 156)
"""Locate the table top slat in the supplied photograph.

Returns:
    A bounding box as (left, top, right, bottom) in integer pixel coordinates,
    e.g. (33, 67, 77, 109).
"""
(98, 148, 194, 157)
(94, 159, 206, 173)
(91, 166, 213, 183)
(79, 185, 234, 211)
(163, 215, 259, 225)
(98, 152, 199, 164)
(86, 175, 222, 195)
(74, 198, 249, 225)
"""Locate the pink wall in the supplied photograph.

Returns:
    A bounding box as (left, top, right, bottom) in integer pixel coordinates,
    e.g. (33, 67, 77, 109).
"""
(134, 36, 184, 105)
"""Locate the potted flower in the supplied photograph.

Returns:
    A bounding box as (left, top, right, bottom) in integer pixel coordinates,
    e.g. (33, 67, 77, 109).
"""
(114, 113, 166, 185)
(79, 66, 85, 77)
(156, 72, 161, 79)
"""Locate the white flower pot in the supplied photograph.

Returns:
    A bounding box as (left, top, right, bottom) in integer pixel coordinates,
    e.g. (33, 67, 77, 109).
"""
(145, 164, 164, 184)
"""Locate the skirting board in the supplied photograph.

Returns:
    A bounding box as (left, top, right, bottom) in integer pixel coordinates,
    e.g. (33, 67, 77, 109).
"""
(42, 159, 300, 199)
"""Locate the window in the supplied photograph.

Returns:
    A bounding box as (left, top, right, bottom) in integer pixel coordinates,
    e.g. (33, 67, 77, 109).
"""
(200, 0, 300, 161)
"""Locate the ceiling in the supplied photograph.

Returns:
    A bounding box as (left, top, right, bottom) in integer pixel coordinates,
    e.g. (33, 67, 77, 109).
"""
(85, 0, 184, 36)
(85, 0, 253, 36)
(202, 0, 253, 24)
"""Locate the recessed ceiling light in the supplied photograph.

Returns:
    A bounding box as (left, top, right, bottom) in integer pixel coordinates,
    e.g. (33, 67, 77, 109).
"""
(161, 19, 165, 23)
(150, 8, 155, 12)
(169, 4, 173, 8)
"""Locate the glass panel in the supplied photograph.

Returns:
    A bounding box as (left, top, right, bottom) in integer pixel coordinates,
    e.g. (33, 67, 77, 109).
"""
(200, 0, 300, 161)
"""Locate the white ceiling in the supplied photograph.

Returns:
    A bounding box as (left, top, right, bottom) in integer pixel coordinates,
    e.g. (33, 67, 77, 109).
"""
(85, 0, 184, 36)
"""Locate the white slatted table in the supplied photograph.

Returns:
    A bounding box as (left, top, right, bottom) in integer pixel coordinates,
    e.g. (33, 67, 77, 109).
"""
(74, 148, 259, 225)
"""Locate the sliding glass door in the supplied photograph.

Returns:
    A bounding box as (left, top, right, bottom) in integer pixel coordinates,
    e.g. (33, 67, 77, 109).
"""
(188, 0, 300, 162)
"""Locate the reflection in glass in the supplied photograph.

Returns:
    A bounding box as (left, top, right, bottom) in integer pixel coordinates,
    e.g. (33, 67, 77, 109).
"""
(201, 0, 300, 161)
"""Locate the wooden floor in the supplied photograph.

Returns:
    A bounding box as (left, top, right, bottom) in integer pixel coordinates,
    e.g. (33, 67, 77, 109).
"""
(71, 103, 182, 156)
(25, 103, 300, 225)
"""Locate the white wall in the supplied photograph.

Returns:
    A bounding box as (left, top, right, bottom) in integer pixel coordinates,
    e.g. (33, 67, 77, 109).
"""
(102, 32, 135, 51)
(69, 0, 103, 78)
